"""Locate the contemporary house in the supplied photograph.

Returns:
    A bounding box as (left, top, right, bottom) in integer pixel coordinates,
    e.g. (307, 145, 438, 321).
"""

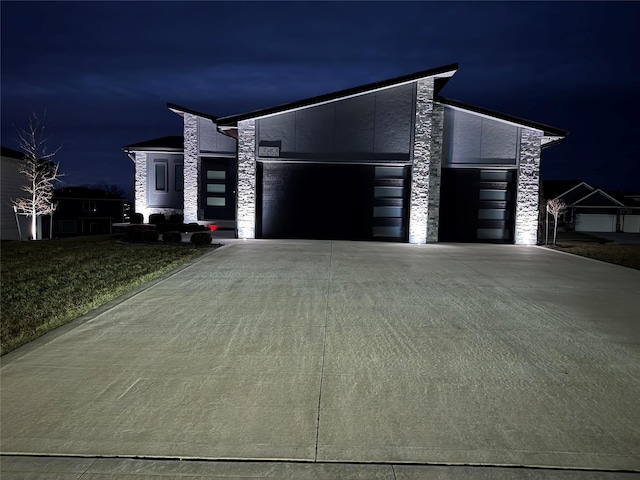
(124, 63, 568, 244)
(1, 146, 31, 240)
(543, 180, 640, 233)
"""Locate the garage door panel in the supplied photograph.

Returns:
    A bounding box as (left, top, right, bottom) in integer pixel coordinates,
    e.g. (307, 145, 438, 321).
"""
(259, 163, 375, 240)
(575, 214, 616, 232)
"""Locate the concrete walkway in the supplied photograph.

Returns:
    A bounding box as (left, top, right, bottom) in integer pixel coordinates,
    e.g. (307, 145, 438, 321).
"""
(2, 241, 639, 478)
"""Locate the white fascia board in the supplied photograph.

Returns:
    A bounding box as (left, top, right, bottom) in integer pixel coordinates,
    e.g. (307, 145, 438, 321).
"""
(440, 103, 545, 132)
(168, 107, 185, 117)
(250, 69, 457, 121)
(125, 148, 183, 154)
(553, 181, 595, 201)
(541, 136, 564, 146)
(574, 189, 625, 207)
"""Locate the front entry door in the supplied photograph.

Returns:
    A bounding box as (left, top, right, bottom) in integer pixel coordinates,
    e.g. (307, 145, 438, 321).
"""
(201, 158, 237, 220)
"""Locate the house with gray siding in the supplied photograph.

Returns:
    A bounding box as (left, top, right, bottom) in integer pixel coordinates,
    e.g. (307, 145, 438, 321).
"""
(1, 146, 31, 240)
(124, 63, 568, 244)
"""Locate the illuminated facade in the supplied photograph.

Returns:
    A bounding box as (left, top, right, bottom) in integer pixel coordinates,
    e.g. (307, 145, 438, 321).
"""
(124, 63, 567, 244)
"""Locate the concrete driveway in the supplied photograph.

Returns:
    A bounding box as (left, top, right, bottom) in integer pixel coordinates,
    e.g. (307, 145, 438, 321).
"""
(2, 241, 639, 475)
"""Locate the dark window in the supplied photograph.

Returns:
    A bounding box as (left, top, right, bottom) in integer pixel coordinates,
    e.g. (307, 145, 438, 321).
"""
(175, 164, 184, 192)
(82, 201, 96, 212)
(62, 220, 76, 233)
(155, 163, 167, 191)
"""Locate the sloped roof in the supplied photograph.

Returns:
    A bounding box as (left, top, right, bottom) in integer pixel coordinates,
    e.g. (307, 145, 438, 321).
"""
(1, 146, 24, 159)
(123, 136, 183, 152)
(216, 63, 459, 125)
(573, 189, 624, 207)
(544, 179, 639, 208)
(167, 103, 218, 121)
(438, 97, 569, 138)
(541, 180, 584, 201)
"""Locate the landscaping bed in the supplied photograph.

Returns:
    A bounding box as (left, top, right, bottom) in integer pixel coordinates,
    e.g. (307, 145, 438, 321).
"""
(1, 234, 218, 355)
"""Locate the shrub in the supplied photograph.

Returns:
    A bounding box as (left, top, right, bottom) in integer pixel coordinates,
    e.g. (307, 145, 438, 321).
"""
(190, 232, 212, 245)
(162, 231, 182, 243)
(142, 229, 159, 243)
(126, 226, 145, 242)
(169, 213, 184, 224)
(149, 213, 166, 225)
(130, 213, 143, 224)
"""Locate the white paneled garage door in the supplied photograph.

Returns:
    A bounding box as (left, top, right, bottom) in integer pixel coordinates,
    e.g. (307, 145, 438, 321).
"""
(622, 215, 640, 233)
(575, 214, 616, 232)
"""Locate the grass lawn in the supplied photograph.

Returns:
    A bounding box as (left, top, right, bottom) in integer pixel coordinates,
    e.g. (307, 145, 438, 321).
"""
(545, 233, 640, 270)
(1, 234, 216, 355)
(549, 242, 640, 269)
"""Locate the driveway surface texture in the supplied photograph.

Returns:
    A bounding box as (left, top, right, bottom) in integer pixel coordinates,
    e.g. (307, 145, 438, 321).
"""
(2, 241, 639, 476)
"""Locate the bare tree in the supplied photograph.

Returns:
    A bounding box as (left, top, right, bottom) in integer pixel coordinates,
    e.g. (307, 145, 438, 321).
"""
(11, 112, 63, 240)
(547, 198, 567, 246)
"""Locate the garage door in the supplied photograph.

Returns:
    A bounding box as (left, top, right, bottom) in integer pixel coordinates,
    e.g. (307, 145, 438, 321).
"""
(575, 214, 616, 232)
(257, 162, 409, 241)
(439, 168, 516, 243)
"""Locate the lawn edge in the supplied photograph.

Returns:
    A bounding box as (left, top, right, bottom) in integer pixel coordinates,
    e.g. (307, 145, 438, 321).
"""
(0, 243, 231, 366)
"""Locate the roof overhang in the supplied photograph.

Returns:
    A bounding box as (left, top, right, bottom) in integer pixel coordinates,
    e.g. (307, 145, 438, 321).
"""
(437, 96, 569, 140)
(216, 63, 459, 126)
(122, 136, 184, 154)
(167, 103, 218, 122)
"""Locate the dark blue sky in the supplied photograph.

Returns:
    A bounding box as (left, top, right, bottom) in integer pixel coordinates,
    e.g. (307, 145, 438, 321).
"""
(2, 1, 639, 197)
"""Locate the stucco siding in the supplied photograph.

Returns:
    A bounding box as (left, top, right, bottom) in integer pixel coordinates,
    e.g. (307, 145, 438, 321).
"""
(442, 107, 519, 166)
(198, 117, 237, 154)
(257, 83, 414, 161)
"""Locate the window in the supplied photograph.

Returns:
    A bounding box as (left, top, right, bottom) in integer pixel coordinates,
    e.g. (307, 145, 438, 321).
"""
(205, 169, 227, 209)
(175, 164, 184, 192)
(155, 163, 167, 191)
(82, 201, 96, 212)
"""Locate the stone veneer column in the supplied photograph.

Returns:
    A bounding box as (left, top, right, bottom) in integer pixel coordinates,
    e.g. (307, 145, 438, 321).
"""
(426, 103, 444, 242)
(183, 113, 199, 222)
(237, 119, 256, 239)
(134, 152, 148, 221)
(515, 128, 543, 245)
(409, 78, 437, 244)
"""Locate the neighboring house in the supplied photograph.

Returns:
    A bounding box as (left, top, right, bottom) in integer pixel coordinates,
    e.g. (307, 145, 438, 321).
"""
(1, 146, 31, 240)
(543, 180, 640, 233)
(124, 63, 568, 244)
(42, 187, 126, 238)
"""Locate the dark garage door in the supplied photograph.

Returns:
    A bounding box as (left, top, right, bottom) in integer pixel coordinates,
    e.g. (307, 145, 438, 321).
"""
(439, 168, 516, 243)
(257, 163, 409, 241)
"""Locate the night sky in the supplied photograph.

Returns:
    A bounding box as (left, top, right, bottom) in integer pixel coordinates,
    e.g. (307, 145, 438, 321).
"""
(2, 1, 639, 198)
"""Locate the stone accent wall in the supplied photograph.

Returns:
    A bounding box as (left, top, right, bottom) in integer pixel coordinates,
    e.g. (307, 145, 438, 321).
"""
(183, 113, 199, 222)
(134, 152, 148, 221)
(237, 119, 256, 239)
(409, 78, 436, 244)
(426, 103, 444, 242)
(515, 128, 543, 245)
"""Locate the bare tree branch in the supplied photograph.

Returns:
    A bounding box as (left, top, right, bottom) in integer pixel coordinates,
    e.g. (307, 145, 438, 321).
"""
(547, 198, 568, 246)
(10, 112, 64, 240)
